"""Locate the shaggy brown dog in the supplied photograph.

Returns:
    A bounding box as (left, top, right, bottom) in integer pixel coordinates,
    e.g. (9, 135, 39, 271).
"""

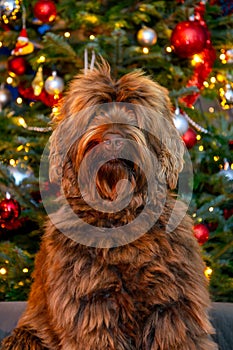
(1, 62, 218, 350)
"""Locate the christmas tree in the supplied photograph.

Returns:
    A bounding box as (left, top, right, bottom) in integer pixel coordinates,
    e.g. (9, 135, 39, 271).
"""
(0, 0, 232, 301)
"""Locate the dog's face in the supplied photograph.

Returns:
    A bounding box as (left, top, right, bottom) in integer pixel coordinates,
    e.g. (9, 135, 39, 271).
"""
(49, 62, 184, 220)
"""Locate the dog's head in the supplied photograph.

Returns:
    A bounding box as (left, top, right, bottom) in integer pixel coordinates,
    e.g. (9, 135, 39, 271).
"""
(49, 61, 184, 216)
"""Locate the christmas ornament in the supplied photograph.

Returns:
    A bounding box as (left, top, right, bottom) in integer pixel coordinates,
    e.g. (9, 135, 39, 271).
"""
(193, 223, 209, 245)
(137, 27, 157, 47)
(182, 128, 197, 149)
(8, 56, 27, 75)
(223, 208, 233, 220)
(179, 2, 216, 107)
(173, 108, 189, 135)
(0, 193, 21, 222)
(206, 221, 218, 232)
(0, 84, 11, 110)
(8, 164, 33, 185)
(224, 83, 233, 104)
(226, 49, 233, 63)
(229, 140, 233, 151)
(45, 71, 64, 95)
(219, 160, 233, 181)
(33, 0, 57, 23)
(18, 84, 62, 107)
(32, 66, 44, 96)
(0, 0, 21, 24)
(171, 20, 207, 58)
(37, 23, 51, 35)
(11, 27, 34, 56)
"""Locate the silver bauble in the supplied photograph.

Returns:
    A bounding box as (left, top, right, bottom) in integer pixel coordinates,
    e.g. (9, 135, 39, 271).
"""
(45, 71, 64, 95)
(0, 85, 11, 109)
(173, 108, 189, 135)
(137, 27, 157, 47)
(225, 84, 233, 104)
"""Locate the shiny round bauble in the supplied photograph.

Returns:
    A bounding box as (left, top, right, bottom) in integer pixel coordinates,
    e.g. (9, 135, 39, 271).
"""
(0, 197, 21, 222)
(8, 56, 27, 75)
(33, 0, 57, 23)
(173, 108, 189, 135)
(223, 208, 233, 220)
(171, 20, 207, 58)
(0, 85, 11, 108)
(193, 223, 209, 245)
(229, 140, 233, 151)
(182, 128, 197, 149)
(44, 71, 64, 95)
(137, 27, 157, 47)
(225, 84, 233, 104)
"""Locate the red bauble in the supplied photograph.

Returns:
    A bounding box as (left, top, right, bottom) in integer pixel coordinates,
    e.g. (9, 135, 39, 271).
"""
(0, 198, 21, 222)
(229, 140, 233, 150)
(206, 221, 218, 232)
(8, 57, 27, 76)
(223, 208, 233, 220)
(171, 20, 207, 58)
(33, 0, 57, 23)
(182, 128, 197, 149)
(193, 223, 210, 245)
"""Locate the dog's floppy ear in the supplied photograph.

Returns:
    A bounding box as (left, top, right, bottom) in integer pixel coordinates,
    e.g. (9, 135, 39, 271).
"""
(117, 71, 184, 189)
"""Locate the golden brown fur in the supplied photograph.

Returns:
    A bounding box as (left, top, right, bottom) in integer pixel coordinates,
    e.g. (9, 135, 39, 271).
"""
(1, 62, 218, 349)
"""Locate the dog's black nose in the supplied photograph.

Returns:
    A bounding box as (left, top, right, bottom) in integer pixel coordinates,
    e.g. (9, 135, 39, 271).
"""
(103, 133, 124, 151)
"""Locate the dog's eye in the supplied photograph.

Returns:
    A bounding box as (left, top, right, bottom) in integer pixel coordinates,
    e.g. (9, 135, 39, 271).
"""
(104, 140, 111, 145)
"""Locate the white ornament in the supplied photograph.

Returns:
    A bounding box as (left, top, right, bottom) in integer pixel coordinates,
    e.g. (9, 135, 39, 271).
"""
(225, 84, 233, 103)
(173, 108, 189, 135)
(0, 84, 11, 110)
(137, 27, 157, 47)
(45, 71, 64, 95)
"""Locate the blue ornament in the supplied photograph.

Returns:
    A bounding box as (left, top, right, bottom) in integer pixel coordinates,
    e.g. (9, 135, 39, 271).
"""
(38, 24, 51, 35)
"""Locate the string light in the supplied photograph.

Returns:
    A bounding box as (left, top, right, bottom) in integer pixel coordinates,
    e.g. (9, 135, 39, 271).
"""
(0, 268, 7, 275)
(191, 54, 203, 65)
(64, 32, 70, 38)
(209, 207, 214, 212)
(142, 47, 149, 54)
(89, 35, 95, 40)
(208, 107, 214, 113)
(204, 267, 213, 279)
(196, 135, 201, 141)
(23, 268, 29, 273)
(199, 145, 204, 152)
(16, 97, 23, 104)
(210, 77, 216, 83)
(203, 81, 209, 88)
(18, 117, 27, 128)
(6, 76, 14, 84)
(37, 56, 46, 63)
(165, 46, 172, 53)
(9, 158, 16, 166)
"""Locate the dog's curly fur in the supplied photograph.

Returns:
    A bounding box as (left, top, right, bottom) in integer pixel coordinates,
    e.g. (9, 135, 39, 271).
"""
(1, 62, 218, 350)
